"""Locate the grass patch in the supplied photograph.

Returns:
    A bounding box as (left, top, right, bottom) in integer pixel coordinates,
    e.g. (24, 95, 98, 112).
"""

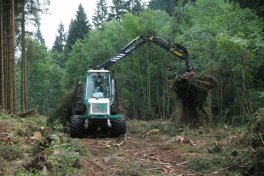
(188, 155, 222, 173)
(0, 145, 23, 161)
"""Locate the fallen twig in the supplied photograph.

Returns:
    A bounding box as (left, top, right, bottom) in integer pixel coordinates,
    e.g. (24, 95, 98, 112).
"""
(140, 158, 172, 166)
(113, 134, 127, 147)
(250, 146, 256, 152)
(0, 157, 5, 162)
(91, 160, 107, 171)
(176, 159, 193, 166)
(259, 132, 264, 146)
(91, 167, 95, 176)
(146, 167, 162, 171)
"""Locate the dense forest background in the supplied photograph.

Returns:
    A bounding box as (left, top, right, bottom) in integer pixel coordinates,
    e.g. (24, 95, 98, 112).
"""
(1, 0, 264, 125)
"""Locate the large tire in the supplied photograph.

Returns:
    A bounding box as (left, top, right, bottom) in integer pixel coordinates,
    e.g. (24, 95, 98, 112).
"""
(110, 115, 126, 137)
(70, 115, 84, 138)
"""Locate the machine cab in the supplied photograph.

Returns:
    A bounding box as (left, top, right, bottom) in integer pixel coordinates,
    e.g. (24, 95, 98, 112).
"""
(86, 70, 111, 99)
(85, 70, 113, 117)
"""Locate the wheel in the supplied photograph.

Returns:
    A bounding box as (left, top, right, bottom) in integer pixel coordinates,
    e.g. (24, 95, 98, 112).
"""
(110, 115, 126, 137)
(70, 115, 84, 138)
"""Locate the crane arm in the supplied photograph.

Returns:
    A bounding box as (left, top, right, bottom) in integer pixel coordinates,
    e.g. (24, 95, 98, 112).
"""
(95, 35, 192, 71)
(95, 35, 147, 69)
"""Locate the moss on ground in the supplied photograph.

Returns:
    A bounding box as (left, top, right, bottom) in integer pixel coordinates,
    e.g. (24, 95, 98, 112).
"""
(0, 112, 92, 176)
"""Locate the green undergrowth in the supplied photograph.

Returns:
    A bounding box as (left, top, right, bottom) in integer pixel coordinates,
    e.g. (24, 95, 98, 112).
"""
(0, 112, 92, 176)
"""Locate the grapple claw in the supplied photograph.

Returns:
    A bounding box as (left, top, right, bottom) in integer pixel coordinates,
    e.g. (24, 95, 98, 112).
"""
(181, 71, 195, 79)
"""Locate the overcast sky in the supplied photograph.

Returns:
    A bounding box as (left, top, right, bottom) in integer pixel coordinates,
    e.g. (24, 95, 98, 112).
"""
(40, 0, 149, 49)
(40, 0, 106, 49)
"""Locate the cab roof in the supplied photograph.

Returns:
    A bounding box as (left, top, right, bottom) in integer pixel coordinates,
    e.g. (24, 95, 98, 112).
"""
(87, 69, 110, 73)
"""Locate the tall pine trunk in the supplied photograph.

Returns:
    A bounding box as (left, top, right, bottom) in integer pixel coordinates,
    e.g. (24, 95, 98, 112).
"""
(21, 0, 26, 112)
(7, 0, 16, 113)
(0, 0, 4, 109)
(3, 1, 8, 110)
(11, 0, 16, 113)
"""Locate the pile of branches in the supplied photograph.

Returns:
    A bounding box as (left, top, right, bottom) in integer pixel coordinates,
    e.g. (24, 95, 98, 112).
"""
(250, 110, 264, 175)
(47, 89, 74, 128)
(174, 72, 218, 127)
(250, 108, 264, 148)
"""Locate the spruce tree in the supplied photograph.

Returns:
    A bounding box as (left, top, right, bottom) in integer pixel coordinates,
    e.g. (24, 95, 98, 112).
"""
(64, 4, 90, 56)
(148, 0, 174, 15)
(52, 22, 66, 68)
(52, 22, 66, 53)
(92, 0, 108, 28)
(35, 26, 45, 45)
(125, 0, 142, 15)
(108, 0, 126, 21)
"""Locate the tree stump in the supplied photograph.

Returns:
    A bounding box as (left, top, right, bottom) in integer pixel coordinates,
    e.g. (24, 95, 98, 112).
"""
(174, 73, 218, 127)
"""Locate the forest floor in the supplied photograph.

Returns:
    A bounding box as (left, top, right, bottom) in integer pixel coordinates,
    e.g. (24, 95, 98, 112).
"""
(0, 113, 255, 176)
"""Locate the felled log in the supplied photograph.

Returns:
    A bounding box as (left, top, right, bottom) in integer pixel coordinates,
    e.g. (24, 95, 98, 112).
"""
(16, 109, 38, 117)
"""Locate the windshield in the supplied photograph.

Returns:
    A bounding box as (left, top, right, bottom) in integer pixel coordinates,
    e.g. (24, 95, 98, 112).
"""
(86, 72, 111, 99)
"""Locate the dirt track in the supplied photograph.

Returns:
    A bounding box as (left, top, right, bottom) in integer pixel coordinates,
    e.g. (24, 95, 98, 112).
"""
(75, 133, 200, 176)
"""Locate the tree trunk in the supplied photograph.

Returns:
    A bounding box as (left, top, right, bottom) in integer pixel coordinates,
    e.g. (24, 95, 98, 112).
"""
(3, 1, 8, 110)
(11, 0, 16, 113)
(7, 0, 15, 113)
(0, 0, 5, 109)
(5, 1, 10, 112)
(21, 0, 26, 112)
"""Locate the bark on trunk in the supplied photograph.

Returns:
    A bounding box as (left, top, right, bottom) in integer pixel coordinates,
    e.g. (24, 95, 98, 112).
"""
(0, 0, 5, 109)
(11, 0, 16, 113)
(7, 0, 16, 113)
(21, 1, 26, 112)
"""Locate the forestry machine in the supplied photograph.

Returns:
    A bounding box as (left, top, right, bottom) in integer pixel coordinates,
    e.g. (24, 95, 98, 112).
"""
(70, 35, 193, 138)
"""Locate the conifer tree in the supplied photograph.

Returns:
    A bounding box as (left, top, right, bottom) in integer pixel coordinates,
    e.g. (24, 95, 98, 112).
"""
(35, 26, 45, 45)
(64, 4, 90, 56)
(52, 22, 66, 68)
(108, 0, 126, 21)
(92, 0, 108, 28)
(125, 0, 142, 15)
(148, 0, 174, 15)
(52, 22, 66, 53)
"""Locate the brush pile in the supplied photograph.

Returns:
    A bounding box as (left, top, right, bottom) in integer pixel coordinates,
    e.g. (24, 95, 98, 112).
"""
(47, 89, 74, 128)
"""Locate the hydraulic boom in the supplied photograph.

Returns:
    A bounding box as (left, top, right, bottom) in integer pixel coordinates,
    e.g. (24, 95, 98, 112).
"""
(95, 35, 192, 71)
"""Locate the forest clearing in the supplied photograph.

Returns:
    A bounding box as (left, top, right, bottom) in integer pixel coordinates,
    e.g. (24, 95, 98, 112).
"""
(1, 113, 263, 176)
(1, 0, 264, 175)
